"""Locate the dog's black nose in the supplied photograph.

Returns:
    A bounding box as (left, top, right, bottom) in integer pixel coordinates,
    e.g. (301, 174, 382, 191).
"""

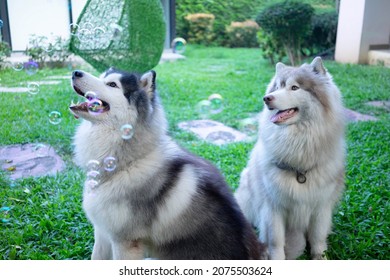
(263, 95, 275, 103)
(72, 70, 83, 79)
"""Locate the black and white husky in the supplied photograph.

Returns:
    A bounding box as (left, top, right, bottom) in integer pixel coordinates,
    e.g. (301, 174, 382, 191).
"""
(69, 68, 263, 260)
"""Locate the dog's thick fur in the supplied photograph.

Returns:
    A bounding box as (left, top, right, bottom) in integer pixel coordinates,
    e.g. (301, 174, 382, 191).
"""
(235, 57, 346, 260)
(70, 68, 264, 260)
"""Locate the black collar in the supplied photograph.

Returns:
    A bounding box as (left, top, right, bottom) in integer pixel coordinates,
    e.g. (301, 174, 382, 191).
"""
(274, 162, 308, 184)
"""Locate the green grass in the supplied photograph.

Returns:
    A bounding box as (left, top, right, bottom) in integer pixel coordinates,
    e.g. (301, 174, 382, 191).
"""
(0, 45, 389, 259)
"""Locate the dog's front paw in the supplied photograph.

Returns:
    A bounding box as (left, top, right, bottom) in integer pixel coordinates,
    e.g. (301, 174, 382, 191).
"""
(311, 252, 327, 260)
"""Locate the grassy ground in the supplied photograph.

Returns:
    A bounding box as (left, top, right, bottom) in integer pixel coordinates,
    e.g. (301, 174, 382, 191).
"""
(0, 45, 389, 259)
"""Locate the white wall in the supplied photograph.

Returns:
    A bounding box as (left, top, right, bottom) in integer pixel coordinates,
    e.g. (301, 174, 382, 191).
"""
(8, 0, 70, 51)
(335, 0, 390, 64)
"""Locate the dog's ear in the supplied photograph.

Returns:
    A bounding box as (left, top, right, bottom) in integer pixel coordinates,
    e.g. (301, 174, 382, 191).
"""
(275, 62, 286, 74)
(311, 57, 326, 75)
(140, 70, 156, 98)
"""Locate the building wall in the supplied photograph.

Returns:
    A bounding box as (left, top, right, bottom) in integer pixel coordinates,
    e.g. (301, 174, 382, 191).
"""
(5, 0, 171, 51)
(335, 0, 390, 64)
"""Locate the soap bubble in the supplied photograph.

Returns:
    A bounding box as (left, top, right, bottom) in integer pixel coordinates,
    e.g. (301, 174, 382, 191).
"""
(93, 27, 106, 39)
(196, 100, 211, 119)
(87, 160, 100, 172)
(25, 61, 39, 75)
(120, 124, 134, 140)
(70, 23, 79, 35)
(86, 179, 99, 190)
(110, 23, 123, 38)
(48, 111, 62, 125)
(171, 38, 186, 54)
(208, 93, 224, 114)
(86, 170, 101, 189)
(12, 62, 24, 72)
(87, 98, 104, 115)
(77, 28, 93, 42)
(238, 117, 258, 142)
(32, 143, 47, 157)
(27, 82, 40, 95)
(85, 91, 97, 100)
(82, 21, 94, 30)
(103, 156, 117, 172)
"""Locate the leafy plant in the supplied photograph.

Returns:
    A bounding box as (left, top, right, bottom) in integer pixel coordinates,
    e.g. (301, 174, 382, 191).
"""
(256, 1, 314, 65)
(257, 28, 286, 64)
(25, 35, 71, 68)
(225, 20, 259, 48)
(184, 13, 215, 45)
(0, 41, 11, 68)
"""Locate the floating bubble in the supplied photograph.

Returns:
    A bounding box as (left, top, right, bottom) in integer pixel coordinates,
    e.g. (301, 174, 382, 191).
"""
(93, 27, 106, 38)
(32, 143, 47, 157)
(86, 170, 101, 189)
(238, 117, 258, 142)
(82, 22, 94, 30)
(77, 28, 93, 42)
(208, 93, 224, 114)
(27, 82, 40, 95)
(85, 91, 97, 100)
(48, 111, 62, 125)
(87, 98, 104, 115)
(110, 23, 123, 38)
(12, 62, 24, 72)
(70, 23, 79, 35)
(196, 100, 211, 119)
(171, 38, 187, 54)
(25, 61, 39, 75)
(120, 124, 134, 140)
(103, 156, 117, 172)
(86, 160, 100, 172)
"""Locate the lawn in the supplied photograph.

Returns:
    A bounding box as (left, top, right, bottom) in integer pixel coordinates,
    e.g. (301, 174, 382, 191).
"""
(0, 45, 389, 259)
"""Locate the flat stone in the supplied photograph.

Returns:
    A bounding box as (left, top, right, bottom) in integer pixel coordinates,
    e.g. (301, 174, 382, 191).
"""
(343, 108, 378, 122)
(0, 144, 65, 180)
(178, 120, 249, 145)
(365, 100, 390, 111)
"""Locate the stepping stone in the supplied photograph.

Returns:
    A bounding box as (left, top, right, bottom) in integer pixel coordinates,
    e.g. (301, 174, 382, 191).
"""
(343, 108, 378, 122)
(365, 100, 390, 112)
(178, 120, 249, 145)
(0, 144, 65, 180)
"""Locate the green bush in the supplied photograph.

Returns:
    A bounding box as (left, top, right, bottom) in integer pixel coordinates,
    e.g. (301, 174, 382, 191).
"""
(256, 1, 314, 65)
(25, 35, 71, 68)
(0, 41, 11, 68)
(304, 11, 338, 56)
(225, 20, 259, 48)
(185, 13, 215, 45)
(257, 28, 285, 64)
(176, 0, 266, 46)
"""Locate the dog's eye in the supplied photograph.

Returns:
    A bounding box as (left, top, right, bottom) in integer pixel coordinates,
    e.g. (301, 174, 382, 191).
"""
(107, 82, 118, 88)
(291, 85, 299, 91)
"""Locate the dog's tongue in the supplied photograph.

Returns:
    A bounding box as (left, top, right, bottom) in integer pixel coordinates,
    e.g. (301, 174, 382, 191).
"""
(270, 109, 295, 123)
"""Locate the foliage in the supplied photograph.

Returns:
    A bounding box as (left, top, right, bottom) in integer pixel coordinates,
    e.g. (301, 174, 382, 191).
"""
(256, 1, 314, 65)
(225, 20, 260, 48)
(0, 41, 11, 68)
(304, 11, 339, 57)
(184, 13, 215, 45)
(69, 0, 165, 73)
(257, 28, 285, 64)
(25, 35, 71, 68)
(0, 46, 389, 259)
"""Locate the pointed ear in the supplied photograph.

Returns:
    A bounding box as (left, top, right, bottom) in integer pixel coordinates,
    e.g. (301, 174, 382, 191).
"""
(140, 70, 156, 98)
(310, 57, 326, 75)
(275, 62, 286, 74)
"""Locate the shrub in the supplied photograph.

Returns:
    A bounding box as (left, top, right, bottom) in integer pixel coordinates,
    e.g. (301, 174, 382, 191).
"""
(225, 20, 259, 48)
(0, 41, 11, 69)
(185, 13, 215, 45)
(257, 28, 286, 65)
(256, 1, 314, 65)
(304, 11, 338, 57)
(25, 35, 71, 68)
(176, 0, 266, 46)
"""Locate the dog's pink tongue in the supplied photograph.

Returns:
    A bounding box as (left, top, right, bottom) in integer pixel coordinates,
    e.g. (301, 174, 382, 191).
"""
(271, 110, 292, 123)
